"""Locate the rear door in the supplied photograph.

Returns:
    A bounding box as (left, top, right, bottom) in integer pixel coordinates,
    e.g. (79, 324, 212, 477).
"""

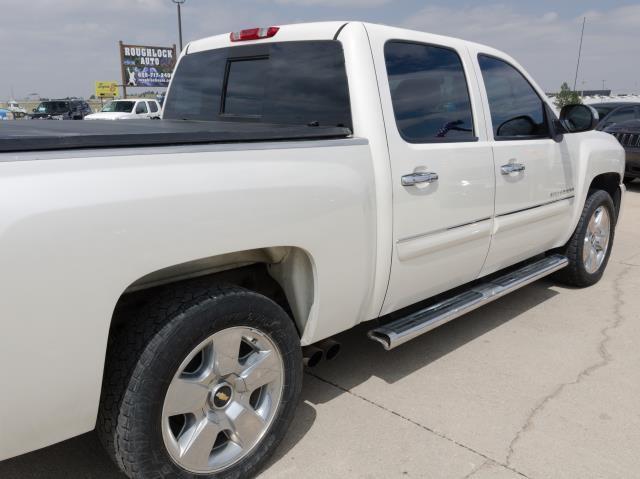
(135, 101, 149, 118)
(366, 27, 495, 315)
(148, 100, 160, 118)
(472, 52, 575, 275)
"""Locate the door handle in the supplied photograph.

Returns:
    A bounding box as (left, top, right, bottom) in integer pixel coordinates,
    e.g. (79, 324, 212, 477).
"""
(501, 163, 526, 175)
(401, 171, 439, 186)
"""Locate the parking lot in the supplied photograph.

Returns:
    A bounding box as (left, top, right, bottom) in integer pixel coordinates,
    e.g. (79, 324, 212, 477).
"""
(1, 185, 639, 479)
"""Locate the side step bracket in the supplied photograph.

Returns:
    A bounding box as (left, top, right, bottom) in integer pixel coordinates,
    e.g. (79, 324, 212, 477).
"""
(368, 254, 568, 350)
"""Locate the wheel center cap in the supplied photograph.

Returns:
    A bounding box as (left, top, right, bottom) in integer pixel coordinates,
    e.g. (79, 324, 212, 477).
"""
(210, 383, 233, 409)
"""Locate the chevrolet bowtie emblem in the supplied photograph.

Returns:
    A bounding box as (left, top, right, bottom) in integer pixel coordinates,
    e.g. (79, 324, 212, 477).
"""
(216, 391, 230, 402)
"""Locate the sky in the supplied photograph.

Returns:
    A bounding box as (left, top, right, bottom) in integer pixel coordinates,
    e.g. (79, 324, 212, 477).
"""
(1, 0, 639, 99)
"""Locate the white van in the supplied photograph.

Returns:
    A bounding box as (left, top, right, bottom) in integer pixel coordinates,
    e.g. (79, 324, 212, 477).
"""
(85, 98, 161, 120)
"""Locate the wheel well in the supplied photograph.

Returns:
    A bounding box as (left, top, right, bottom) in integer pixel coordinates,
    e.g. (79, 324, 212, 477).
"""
(589, 172, 622, 219)
(109, 247, 315, 338)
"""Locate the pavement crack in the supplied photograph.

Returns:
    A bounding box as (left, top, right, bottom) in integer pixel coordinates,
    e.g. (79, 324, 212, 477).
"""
(461, 459, 489, 479)
(307, 371, 531, 479)
(505, 265, 630, 467)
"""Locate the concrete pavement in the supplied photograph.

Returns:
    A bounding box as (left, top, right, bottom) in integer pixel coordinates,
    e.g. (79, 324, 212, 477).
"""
(2, 185, 640, 479)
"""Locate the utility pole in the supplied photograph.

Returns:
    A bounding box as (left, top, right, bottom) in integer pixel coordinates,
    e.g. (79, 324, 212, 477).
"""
(172, 0, 186, 52)
(572, 17, 586, 92)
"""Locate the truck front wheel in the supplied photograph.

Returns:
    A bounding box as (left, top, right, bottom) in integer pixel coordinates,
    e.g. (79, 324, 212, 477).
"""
(556, 189, 616, 287)
(98, 283, 303, 479)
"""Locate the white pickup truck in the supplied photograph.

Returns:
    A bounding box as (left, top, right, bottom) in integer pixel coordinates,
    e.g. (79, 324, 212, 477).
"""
(0, 21, 625, 479)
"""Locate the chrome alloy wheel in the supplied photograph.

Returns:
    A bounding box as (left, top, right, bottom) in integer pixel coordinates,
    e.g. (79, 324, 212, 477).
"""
(582, 205, 611, 274)
(161, 326, 284, 474)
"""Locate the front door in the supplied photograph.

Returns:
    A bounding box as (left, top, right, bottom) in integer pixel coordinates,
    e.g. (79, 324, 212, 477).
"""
(366, 28, 496, 315)
(471, 52, 575, 276)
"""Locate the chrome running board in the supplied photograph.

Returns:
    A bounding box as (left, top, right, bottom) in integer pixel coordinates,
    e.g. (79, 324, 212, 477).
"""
(368, 254, 568, 350)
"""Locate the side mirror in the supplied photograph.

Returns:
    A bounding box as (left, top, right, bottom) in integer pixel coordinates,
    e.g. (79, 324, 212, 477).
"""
(32, 108, 37, 113)
(560, 104, 599, 133)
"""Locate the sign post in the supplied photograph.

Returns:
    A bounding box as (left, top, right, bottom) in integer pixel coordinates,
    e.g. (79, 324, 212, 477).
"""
(119, 40, 127, 99)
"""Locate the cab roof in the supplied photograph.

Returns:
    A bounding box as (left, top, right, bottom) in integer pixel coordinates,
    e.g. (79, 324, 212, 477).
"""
(186, 21, 496, 55)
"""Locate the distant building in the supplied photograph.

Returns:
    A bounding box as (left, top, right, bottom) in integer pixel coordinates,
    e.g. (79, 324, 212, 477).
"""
(547, 89, 612, 97)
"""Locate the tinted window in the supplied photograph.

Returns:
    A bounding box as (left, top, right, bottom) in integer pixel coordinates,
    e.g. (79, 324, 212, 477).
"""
(223, 58, 268, 116)
(593, 105, 616, 119)
(103, 101, 134, 113)
(605, 107, 636, 124)
(384, 41, 475, 143)
(164, 41, 352, 129)
(479, 55, 549, 139)
(37, 102, 69, 113)
(135, 102, 148, 114)
(148, 101, 159, 113)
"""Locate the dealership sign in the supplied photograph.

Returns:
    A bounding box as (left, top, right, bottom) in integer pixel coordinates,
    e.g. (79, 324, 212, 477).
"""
(119, 42, 177, 88)
(95, 81, 118, 98)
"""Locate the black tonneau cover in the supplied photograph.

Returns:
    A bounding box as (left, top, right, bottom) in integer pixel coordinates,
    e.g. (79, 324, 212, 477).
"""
(0, 120, 352, 153)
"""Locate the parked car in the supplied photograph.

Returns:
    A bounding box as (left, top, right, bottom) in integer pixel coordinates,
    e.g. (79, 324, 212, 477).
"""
(30, 99, 92, 120)
(591, 102, 640, 130)
(6, 100, 27, 118)
(0, 21, 625, 479)
(605, 119, 640, 183)
(0, 108, 14, 120)
(85, 98, 161, 120)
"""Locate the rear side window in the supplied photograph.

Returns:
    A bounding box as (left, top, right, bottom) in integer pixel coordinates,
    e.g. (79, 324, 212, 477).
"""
(478, 55, 549, 139)
(384, 41, 475, 143)
(135, 102, 148, 114)
(164, 41, 352, 129)
(149, 101, 159, 113)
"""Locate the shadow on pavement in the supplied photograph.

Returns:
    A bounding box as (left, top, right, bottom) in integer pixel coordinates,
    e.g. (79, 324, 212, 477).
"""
(304, 280, 559, 400)
(624, 180, 640, 193)
(0, 280, 559, 478)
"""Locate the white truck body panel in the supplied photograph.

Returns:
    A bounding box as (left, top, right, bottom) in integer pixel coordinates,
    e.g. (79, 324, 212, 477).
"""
(0, 139, 376, 459)
(0, 21, 625, 461)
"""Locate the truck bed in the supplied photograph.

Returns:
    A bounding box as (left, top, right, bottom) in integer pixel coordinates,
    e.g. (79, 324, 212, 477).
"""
(0, 120, 352, 153)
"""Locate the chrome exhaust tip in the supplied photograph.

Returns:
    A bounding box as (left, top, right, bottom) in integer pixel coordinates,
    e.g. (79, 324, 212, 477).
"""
(316, 338, 341, 360)
(302, 346, 323, 368)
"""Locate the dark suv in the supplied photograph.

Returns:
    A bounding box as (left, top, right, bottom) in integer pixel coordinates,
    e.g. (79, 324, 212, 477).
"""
(30, 100, 92, 120)
(605, 119, 640, 183)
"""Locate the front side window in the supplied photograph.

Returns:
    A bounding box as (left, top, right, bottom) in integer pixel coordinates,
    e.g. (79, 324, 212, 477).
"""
(384, 41, 475, 143)
(163, 41, 352, 129)
(605, 107, 636, 124)
(103, 101, 134, 113)
(478, 55, 549, 139)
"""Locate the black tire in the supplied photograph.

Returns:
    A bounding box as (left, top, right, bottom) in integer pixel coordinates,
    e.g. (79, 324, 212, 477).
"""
(555, 189, 616, 287)
(97, 282, 303, 479)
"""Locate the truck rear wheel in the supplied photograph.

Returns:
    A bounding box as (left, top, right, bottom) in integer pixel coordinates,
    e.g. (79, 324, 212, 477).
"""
(98, 282, 302, 479)
(555, 189, 616, 287)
